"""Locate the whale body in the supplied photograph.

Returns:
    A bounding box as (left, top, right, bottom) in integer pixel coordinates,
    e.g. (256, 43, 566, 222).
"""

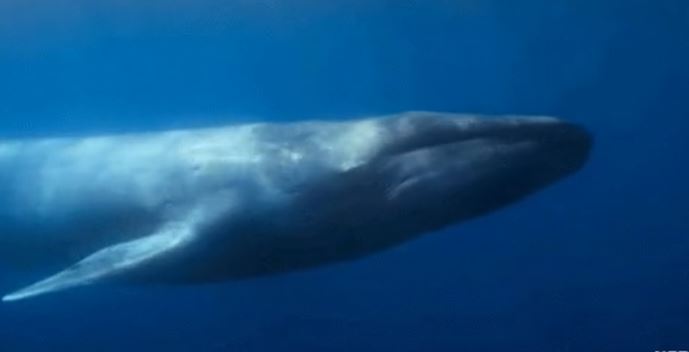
(0, 111, 592, 302)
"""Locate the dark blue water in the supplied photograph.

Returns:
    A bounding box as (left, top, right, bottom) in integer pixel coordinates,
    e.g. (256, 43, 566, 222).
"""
(1, 1, 688, 351)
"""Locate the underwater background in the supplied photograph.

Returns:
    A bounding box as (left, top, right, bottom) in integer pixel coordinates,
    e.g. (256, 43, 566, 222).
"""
(1, 1, 688, 351)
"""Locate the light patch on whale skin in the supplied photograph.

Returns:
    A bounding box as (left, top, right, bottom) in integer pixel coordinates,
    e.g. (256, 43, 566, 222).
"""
(334, 120, 384, 170)
(309, 119, 384, 170)
(0, 119, 386, 226)
(177, 124, 266, 167)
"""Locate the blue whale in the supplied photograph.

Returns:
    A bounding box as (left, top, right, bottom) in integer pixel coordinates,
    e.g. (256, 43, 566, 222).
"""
(0, 111, 592, 302)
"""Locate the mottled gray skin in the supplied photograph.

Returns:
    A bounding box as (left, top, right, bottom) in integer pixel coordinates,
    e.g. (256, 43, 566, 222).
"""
(0, 111, 592, 300)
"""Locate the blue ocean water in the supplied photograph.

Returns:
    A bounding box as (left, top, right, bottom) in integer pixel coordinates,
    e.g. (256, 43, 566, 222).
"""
(1, 1, 688, 351)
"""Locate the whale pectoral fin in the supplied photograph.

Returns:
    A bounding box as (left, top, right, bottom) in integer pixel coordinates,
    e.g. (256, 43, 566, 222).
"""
(2, 222, 195, 302)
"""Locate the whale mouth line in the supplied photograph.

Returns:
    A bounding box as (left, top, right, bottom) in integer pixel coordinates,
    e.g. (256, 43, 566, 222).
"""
(386, 120, 593, 162)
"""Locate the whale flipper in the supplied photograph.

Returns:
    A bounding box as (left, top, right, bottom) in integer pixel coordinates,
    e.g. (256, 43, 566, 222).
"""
(2, 222, 196, 302)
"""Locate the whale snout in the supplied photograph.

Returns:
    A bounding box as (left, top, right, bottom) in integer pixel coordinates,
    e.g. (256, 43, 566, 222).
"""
(553, 122, 593, 171)
(515, 120, 593, 177)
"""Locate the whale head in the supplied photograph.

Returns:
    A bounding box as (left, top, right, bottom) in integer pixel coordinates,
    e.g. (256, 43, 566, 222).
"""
(270, 112, 593, 264)
(287, 112, 592, 241)
(363, 112, 592, 226)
